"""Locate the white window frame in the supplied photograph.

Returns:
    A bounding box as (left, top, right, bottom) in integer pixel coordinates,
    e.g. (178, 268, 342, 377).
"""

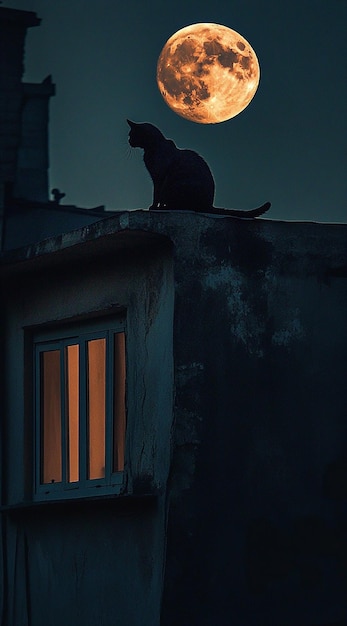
(33, 315, 127, 501)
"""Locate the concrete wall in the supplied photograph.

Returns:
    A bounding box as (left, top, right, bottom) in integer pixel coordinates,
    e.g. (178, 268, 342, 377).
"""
(1, 211, 346, 625)
(160, 215, 347, 626)
(1, 229, 174, 625)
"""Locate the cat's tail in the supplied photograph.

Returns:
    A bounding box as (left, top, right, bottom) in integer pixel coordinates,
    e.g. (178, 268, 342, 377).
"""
(210, 201, 271, 218)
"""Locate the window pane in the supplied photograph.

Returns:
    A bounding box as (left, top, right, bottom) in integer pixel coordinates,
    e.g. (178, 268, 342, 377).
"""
(41, 350, 62, 484)
(113, 332, 126, 472)
(66, 344, 79, 483)
(87, 338, 106, 480)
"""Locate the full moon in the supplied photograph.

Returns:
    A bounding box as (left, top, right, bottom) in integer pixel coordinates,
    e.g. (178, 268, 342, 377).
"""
(157, 23, 260, 124)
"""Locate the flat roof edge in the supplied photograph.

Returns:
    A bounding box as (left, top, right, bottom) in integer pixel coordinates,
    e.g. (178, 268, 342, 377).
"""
(1, 209, 346, 273)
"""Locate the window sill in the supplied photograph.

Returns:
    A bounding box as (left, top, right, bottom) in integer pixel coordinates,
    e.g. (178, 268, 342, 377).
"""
(0, 492, 158, 516)
(33, 478, 124, 502)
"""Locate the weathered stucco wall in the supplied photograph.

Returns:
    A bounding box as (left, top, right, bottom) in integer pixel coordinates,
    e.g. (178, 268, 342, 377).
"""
(1, 230, 174, 625)
(159, 214, 347, 626)
(1, 211, 346, 625)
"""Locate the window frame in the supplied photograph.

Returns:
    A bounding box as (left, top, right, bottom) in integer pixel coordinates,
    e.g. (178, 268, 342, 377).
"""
(33, 315, 127, 502)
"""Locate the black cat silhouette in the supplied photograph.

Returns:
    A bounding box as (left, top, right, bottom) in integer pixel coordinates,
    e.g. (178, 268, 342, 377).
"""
(127, 119, 270, 218)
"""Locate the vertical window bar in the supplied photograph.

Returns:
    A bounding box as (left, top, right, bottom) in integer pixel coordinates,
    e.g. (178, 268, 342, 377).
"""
(105, 331, 112, 483)
(60, 347, 67, 485)
(113, 332, 126, 473)
(35, 346, 42, 491)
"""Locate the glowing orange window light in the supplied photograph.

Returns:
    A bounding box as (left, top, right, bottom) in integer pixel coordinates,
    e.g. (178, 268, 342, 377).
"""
(39, 328, 126, 489)
(66, 344, 79, 483)
(41, 350, 62, 484)
(87, 338, 106, 480)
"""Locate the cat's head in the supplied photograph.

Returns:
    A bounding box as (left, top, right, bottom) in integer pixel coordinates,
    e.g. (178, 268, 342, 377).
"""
(127, 119, 165, 148)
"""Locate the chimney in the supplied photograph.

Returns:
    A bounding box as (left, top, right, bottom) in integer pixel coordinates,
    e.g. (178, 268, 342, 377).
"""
(0, 7, 40, 193)
(14, 74, 55, 202)
(0, 6, 54, 209)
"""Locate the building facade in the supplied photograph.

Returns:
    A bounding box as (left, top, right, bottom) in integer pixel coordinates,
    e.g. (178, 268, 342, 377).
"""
(1, 7, 347, 626)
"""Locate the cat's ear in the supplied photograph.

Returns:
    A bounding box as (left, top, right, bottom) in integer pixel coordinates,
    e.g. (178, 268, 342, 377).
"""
(127, 119, 135, 128)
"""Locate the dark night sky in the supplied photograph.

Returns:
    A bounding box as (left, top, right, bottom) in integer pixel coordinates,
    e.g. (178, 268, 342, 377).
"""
(3, 0, 347, 222)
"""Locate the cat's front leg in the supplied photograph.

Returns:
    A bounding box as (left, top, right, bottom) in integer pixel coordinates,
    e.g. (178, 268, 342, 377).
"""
(149, 201, 160, 210)
(149, 184, 160, 210)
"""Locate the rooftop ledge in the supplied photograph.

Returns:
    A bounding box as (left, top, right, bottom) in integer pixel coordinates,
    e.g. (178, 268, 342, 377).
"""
(1, 209, 346, 276)
(0, 6, 40, 27)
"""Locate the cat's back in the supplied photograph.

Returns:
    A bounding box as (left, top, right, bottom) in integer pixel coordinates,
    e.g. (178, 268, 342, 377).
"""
(173, 148, 213, 177)
(167, 148, 215, 197)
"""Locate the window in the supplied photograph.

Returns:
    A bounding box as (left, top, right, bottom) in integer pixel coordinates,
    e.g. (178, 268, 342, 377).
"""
(33, 317, 127, 500)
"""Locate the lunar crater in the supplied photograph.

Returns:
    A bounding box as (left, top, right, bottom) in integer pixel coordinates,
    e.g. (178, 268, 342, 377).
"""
(157, 23, 260, 123)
